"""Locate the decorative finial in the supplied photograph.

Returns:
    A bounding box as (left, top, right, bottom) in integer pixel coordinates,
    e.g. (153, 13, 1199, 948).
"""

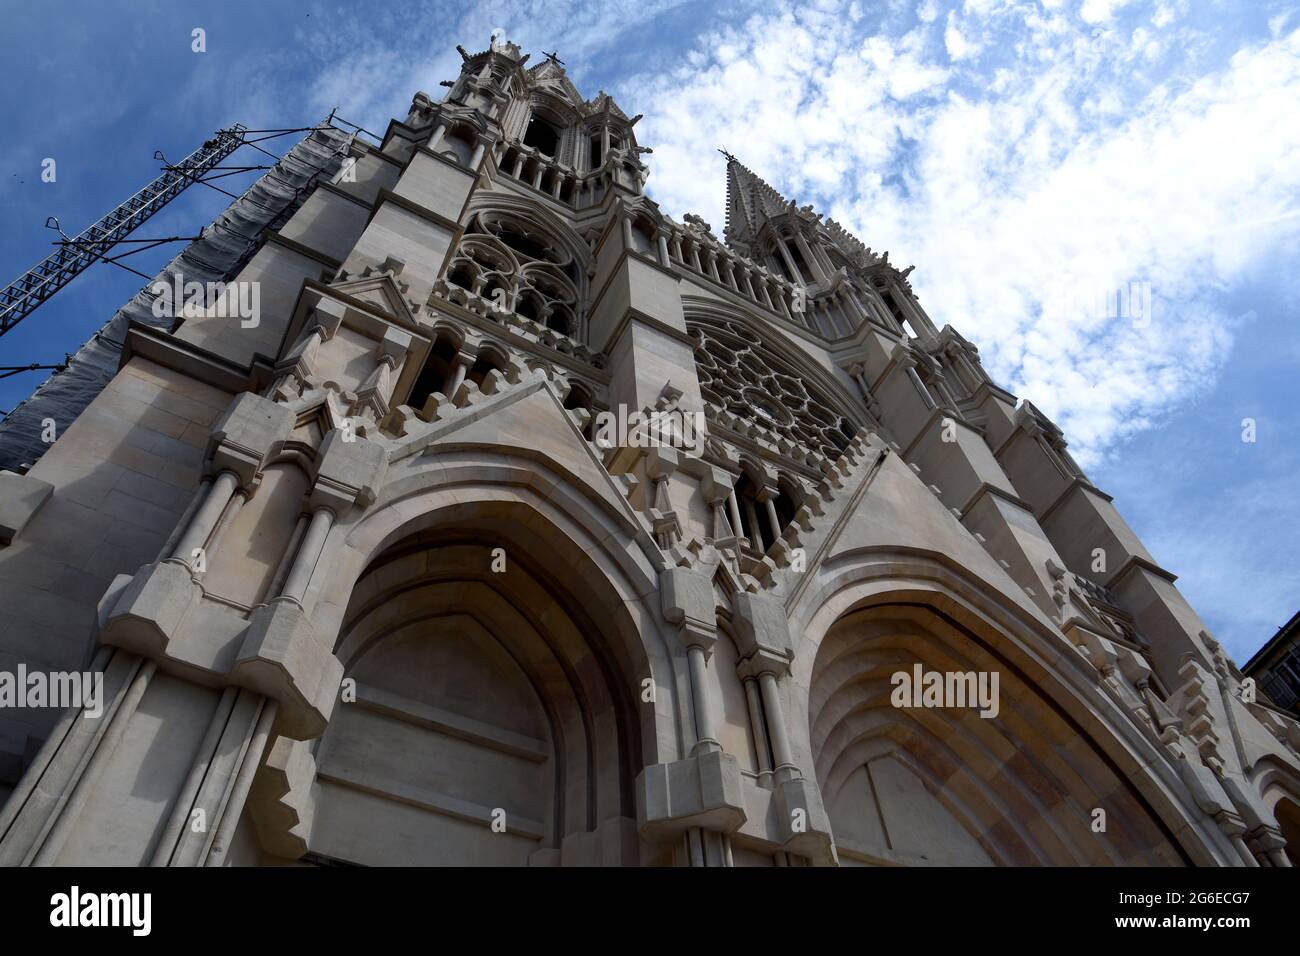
(718, 147, 736, 163)
(542, 50, 565, 66)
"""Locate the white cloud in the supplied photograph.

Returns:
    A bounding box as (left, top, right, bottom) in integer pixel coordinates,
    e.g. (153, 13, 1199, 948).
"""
(1081, 0, 1135, 24)
(1152, 0, 1187, 29)
(281, 0, 1300, 474)
(632, 8, 1300, 468)
(944, 11, 982, 61)
(282, 0, 698, 137)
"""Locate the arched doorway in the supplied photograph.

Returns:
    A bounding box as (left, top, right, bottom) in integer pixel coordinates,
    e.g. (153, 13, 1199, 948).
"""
(306, 524, 644, 866)
(1272, 797, 1300, 866)
(809, 603, 1187, 866)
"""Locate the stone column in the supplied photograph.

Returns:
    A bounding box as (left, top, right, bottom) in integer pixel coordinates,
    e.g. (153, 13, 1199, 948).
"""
(892, 280, 935, 337)
(732, 590, 836, 864)
(739, 268, 755, 300)
(760, 487, 782, 545)
(758, 671, 797, 779)
(743, 676, 773, 780)
(830, 290, 851, 336)
(29, 657, 159, 866)
(279, 506, 337, 606)
(743, 495, 762, 550)
(204, 697, 279, 867)
(705, 249, 720, 283)
(157, 476, 212, 561)
(265, 514, 309, 601)
(727, 490, 747, 548)
(201, 488, 249, 571)
(775, 282, 794, 320)
(849, 362, 871, 401)
(794, 231, 827, 284)
(687, 644, 720, 756)
(642, 567, 746, 865)
(644, 447, 681, 551)
(907, 365, 939, 411)
(1249, 827, 1292, 867)
(445, 352, 474, 399)
(171, 469, 240, 570)
(707, 488, 729, 542)
(842, 285, 870, 327)
(776, 238, 801, 283)
(701, 468, 741, 577)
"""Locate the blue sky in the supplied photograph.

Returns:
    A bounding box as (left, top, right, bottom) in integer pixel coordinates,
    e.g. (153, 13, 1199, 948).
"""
(1, 0, 1296, 663)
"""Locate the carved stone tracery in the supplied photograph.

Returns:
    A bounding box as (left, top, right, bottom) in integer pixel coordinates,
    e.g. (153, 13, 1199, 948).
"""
(443, 211, 581, 337)
(689, 319, 857, 462)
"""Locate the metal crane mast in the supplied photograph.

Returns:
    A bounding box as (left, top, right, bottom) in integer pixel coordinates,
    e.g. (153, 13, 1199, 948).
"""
(0, 124, 248, 339)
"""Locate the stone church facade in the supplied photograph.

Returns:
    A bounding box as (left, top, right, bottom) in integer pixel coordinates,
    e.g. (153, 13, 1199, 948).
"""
(0, 38, 1298, 867)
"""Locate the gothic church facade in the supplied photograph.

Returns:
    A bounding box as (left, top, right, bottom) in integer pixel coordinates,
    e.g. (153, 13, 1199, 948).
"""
(0, 38, 1298, 867)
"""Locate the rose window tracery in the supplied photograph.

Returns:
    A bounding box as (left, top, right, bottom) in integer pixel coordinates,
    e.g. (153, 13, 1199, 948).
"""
(689, 319, 857, 460)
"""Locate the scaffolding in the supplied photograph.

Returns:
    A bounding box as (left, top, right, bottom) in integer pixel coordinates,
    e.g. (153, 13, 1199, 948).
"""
(0, 119, 365, 471)
(0, 127, 247, 339)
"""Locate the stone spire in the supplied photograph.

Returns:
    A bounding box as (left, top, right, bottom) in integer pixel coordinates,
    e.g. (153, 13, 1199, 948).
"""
(721, 152, 909, 289)
(722, 153, 793, 252)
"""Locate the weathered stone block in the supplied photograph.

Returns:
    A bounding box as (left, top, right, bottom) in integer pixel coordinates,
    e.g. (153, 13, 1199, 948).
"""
(100, 560, 201, 658)
(311, 430, 389, 513)
(636, 749, 746, 839)
(774, 776, 836, 865)
(207, 393, 296, 486)
(558, 816, 640, 867)
(233, 600, 343, 739)
(248, 735, 318, 859)
(0, 471, 54, 546)
(659, 566, 715, 646)
(732, 590, 792, 665)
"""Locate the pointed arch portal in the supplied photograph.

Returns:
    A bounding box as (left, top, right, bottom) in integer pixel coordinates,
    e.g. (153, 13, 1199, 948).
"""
(810, 603, 1189, 866)
(305, 489, 660, 866)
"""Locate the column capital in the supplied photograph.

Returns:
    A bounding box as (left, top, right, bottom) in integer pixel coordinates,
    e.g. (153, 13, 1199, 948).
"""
(731, 590, 793, 673)
(643, 445, 681, 481)
(700, 465, 735, 505)
(207, 393, 296, 488)
(660, 566, 717, 651)
(309, 429, 389, 515)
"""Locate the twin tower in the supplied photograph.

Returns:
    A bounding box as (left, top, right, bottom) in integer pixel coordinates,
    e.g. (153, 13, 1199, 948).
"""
(0, 37, 1296, 867)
